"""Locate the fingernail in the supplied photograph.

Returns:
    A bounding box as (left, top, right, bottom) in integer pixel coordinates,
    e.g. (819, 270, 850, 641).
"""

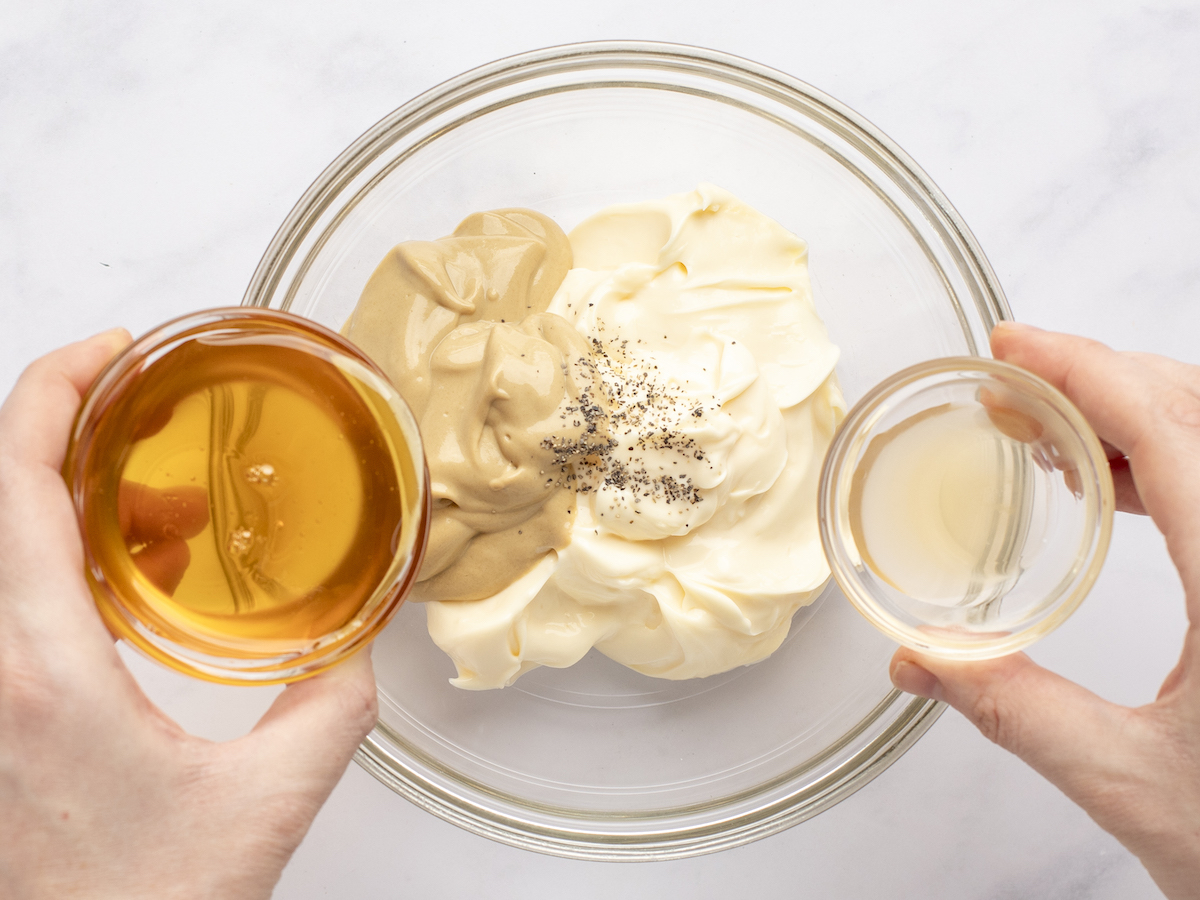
(992, 320, 1041, 335)
(891, 659, 942, 700)
(95, 327, 132, 351)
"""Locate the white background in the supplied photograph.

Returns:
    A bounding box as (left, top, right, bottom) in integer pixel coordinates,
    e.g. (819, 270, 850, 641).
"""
(2, 2, 1197, 897)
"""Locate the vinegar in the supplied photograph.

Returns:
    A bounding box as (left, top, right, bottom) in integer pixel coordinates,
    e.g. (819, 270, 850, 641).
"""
(848, 402, 1034, 613)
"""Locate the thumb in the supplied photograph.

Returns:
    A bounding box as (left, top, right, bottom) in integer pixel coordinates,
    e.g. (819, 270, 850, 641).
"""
(239, 648, 378, 804)
(0, 327, 131, 472)
(890, 649, 1142, 808)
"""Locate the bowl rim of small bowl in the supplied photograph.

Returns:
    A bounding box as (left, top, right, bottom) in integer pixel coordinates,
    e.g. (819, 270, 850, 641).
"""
(241, 39, 1021, 860)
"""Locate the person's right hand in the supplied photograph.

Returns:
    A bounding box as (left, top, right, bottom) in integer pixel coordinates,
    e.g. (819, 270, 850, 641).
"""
(890, 322, 1200, 899)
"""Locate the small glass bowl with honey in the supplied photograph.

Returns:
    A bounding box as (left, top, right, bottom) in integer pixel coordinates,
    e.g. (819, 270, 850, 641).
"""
(63, 308, 430, 684)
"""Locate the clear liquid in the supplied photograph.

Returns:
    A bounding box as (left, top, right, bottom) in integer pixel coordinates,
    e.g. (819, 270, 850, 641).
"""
(848, 403, 1034, 615)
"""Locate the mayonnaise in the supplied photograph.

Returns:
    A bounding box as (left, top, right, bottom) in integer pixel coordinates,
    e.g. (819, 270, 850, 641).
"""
(423, 185, 845, 688)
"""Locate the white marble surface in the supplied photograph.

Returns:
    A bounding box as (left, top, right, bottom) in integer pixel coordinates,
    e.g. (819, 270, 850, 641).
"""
(2, 1, 1197, 897)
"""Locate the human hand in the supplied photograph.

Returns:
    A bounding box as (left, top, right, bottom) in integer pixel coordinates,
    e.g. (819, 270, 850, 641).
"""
(0, 331, 378, 900)
(890, 322, 1200, 900)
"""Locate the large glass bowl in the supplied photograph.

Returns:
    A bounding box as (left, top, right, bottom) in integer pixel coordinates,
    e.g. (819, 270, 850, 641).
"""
(242, 41, 1009, 860)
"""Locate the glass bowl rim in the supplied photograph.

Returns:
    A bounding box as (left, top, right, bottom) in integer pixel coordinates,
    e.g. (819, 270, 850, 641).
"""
(236, 39, 1028, 859)
(240, 39, 1009, 330)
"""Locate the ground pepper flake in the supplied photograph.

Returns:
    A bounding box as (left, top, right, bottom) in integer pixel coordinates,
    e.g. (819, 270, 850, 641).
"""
(541, 323, 720, 509)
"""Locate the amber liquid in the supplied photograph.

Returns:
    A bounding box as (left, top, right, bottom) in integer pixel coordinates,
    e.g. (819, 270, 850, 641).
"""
(81, 336, 409, 653)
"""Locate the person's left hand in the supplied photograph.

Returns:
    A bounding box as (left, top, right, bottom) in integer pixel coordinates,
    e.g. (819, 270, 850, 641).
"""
(0, 330, 378, 900)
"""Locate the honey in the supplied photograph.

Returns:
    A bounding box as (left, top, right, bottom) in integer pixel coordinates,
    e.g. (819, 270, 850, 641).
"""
(71, 316, 425, 668)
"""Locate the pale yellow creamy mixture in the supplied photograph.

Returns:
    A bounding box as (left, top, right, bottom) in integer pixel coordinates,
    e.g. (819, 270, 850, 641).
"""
(345, 185, 844, 688)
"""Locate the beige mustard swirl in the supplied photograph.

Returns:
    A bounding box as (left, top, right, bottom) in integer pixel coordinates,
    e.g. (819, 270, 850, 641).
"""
(344, 210, 600, 601)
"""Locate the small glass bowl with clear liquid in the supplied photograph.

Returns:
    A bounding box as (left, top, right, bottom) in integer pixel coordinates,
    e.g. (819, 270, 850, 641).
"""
(819, 357, 1115, 660)
(63, 308, 430, 684)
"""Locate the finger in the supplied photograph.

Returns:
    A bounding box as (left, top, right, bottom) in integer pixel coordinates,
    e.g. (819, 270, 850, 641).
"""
(0, 330, 134, 646)
(1126, 352, 1200, 400)
(982, 396, 1043, 443)
(118, 482, 210, 543)
(982, 376, 1142, 513)
(890, 648, 1147, 822)
(0, 328, 132, 473)
(992, 323, 1200, 597)
(130, 399, 176, 441)
(238, 648, 378, 802)
(990, 323, 1180, 456)
(130, 539, 191, 596)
